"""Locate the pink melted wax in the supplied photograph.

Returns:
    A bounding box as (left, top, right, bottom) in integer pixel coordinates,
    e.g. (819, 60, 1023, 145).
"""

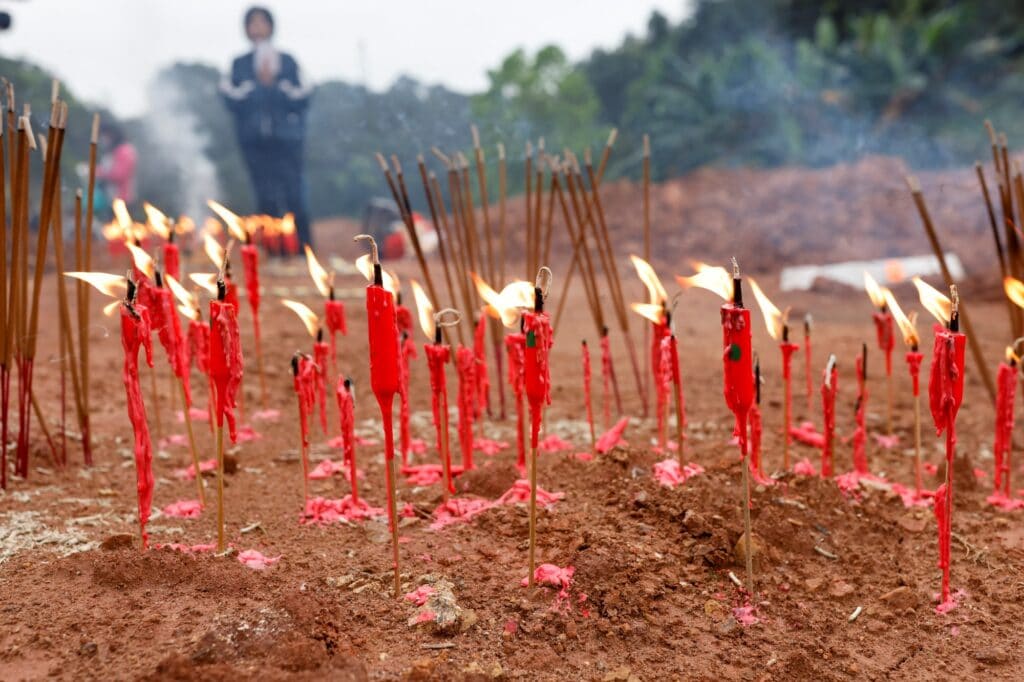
(176, 407, 210, 423)
(158, 433, 189, 448)
(890, 482, 934, 508)
(475, 438, 508, 456)
(522, 564, 584, 612)
(403, 584, 436, 606)
(873, 433, 900, 449)
(732, 604, 760, 626)
(497, 480, 564, 507)
(308, 458, 365, 481)
(430, 497, 493, 530)
(539, 434, 574, 453)
(235, 425, 263, 442)
(301, 496, 383, 524)
(252, 409, 281, 422)
(793, 458, 817, 476)
(934, 588, 967, 615)
(653, 459, 704, 488)
(401, 463, 465, 487)
(174, 458, 217, 480)
(162, 499, 203, 518)
(596, 417, 630, 453)
(238, 550, 281, 570)
(789, 421, 824, 449)
(986, 492, 1024, 511)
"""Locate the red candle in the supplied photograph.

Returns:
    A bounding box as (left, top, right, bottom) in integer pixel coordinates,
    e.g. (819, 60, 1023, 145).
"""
(523, 284, 552, 587)
(852, 346, 869, 476)
(994, 356, 1017, 496)
(582, 340, 595, 451)
(456, 345, 476, 471)
(313, 335, 330, 435)
(209, 292, 243, 441)
(188, 315, 215, 430)
(426, 338, 454, 494)
(121, 297, 155, 549)
(324, 298, 347, 378)
(929, 312, 966, 609)
(292, 353, 317, 502)
(335, 377, 358, 502)
(224, 276, 240, 315)
(600, 331, 615, 429)
(780, 336, 799, 469)
(399, 333, 418, 466)
(804, 315, 813, 413)
(657, 329, 673, 452)
(396, 301, 414, 336)
(906, 348, 925, 493)
(821, 358, 838, 478)
(506, 331, 527, 471)
(872, 310, 895, 378)
(749, 359, 763, 479)
(358, 237, 402, 595)
(474, 313, 490, 418)
(721, 300, 754, 459)
(163, 241, 180, 282)
(668, 332, 686, 457)
(150, 279, 191, 406)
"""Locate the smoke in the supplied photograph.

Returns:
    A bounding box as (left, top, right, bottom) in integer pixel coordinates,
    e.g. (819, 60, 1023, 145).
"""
(141, 74, 220, 219)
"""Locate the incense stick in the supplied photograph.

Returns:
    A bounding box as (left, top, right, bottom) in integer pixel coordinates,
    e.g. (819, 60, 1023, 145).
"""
(595, 128, 617, 187)
(906, 176, 996, 403)
(642, 135, 651, 409)
(497, 143, 507, 284)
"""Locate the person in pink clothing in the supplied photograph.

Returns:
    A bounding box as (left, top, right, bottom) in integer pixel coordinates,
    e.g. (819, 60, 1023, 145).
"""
(96, 120, 137, 205)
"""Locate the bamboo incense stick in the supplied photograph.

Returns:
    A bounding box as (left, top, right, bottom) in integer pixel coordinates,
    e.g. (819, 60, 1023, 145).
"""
(497, 143, 507, 284)
(0, 97, 6, 487)
(976, 162, 1016, 334)
(595, 128, 617, 187)
(531, 144, 544, 279)
(906, 176, 996, 403)
(417, 157, 460, 345)
(471, 127, 495, 283)
(642, 135, 651, 409)
(430, 171, 473, 338)
(524, 142, 532, 280)
(81, 114, 99, 461)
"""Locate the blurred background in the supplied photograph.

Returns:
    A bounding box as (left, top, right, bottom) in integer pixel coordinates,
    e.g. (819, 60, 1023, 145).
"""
(0, 0, 1019, 269)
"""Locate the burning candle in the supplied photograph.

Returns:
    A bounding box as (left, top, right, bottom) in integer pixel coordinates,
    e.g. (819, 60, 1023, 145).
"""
(65, 272, 155, 549)
(411, 279, 460, 498)
(523, 269, 553, 588)
(456, 345, 476, 471)
(208, 264, 244, 552)
(749, 278, 799, 470)
(821, 355, 838, 478)
(282, 300, 330, 440)
(865, 272, 896, 435)
(678, 259, 755, 594)
(914, 277, 965, 611)
(304, 245, 347, 380)
(473, 312, 490, 419)
(630, 255, 670, 447)
(291, 352, 317, 505)
(354, 235, 402, 597)
(144, 202, 180, 281)
(211, 201, 269, 411)
(883, 289, 924, 496)
(203, 234, 240, 314)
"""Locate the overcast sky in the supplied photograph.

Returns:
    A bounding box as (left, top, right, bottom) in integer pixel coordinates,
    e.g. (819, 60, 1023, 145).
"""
(0, 0, 691, 118)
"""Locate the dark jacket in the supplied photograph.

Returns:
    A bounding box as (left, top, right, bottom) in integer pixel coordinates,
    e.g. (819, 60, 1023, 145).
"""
(220, 49, 313, 145)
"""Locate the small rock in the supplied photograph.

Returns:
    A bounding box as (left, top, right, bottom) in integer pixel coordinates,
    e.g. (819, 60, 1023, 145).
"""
(603, 666, 640, 682)
(805, 577, 824, 592)
(100, 533, 134, 551)
(829, 581, 855, 598)
(407, 577, 470, 635)
(733, 532, 765, 571)
(879, 586, 918, 611)
(975, 648, 1010, 665)
(682, 510, 710, 536)
(79, 642, 98, 657)
(223, 453, 239, 475)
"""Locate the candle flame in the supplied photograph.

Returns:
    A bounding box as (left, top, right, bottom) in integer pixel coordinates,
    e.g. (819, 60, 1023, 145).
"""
(203, 234, 226, 269)
(1004, 276, 1024, 309)
(1006, 345, 1019, 364)
(102, 300, 121, 317)
(176, 216, 196, 234)
(304, 245, 332, 299)
(202, 216, 223, 237)
(178, 303, 200, 321)
(410, 279, 435, 340)
(281, 299, 320, 338)
(143, 202, 172, 240)
(881, 289, 919, 348)
(64, 271, 127, 299)
(165, 273, 195, 309)
(472, 273, 533, 328)
(112, 199, 132, 232)
(912, 277, 952, 325)
(748, 277, 787, 341)
(630, 302, 665, 325)
(863, 271, 888, 309)
(189, 272, 219, 296)
(281, 213, 296, 236)
(208, 199, 248, 242)
(355, 253, 397, 295)
(630, 254, 667, 305)
(126, 242, 156, 280)
(676, 261, 731, 301)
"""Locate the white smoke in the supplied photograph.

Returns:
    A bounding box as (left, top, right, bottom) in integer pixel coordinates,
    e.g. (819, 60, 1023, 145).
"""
(143, 76, 219, 220)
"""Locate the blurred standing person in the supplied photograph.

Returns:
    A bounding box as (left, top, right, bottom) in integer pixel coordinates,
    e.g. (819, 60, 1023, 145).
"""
(95, 120, 137, 213)
(220, 6, 314, 253)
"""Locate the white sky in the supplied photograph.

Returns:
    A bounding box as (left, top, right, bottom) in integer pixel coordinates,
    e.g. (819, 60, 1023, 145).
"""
(0, 0, 691, 118)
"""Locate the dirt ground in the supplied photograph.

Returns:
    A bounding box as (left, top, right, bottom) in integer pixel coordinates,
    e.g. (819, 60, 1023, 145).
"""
(2, 170, 1024, 680)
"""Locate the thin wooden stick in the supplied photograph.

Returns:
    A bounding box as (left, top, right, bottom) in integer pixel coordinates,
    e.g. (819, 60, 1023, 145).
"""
(497, 143, 507, 284)
(906, 176, 996, 403)
(181, 380, 205, 505)
(976, 162, 1015, 334)
(458, 153, 486, 288)
(216, 415, 226, 551)
(527, 442, 538, 587)
(531, 144, 544, 275)
(551, 166, 603, 336)
(471, 126, 495, 283)
(642, 135, 651, 409)
(432, 170, 474, 334)
(595, 128, 618, 187)
(417, 158, 459, 345)
(524, 142, 532, 280)
(541, 170, 557, 268)
(82, 114, 99, 459)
